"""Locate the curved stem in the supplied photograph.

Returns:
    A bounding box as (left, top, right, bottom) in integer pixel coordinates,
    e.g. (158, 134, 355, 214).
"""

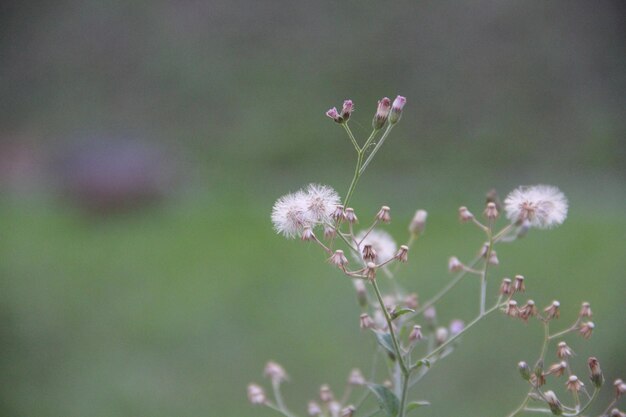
(480, 226, 494, 315)
(342, 123, 361, 152)
(359, 125, 393, 175)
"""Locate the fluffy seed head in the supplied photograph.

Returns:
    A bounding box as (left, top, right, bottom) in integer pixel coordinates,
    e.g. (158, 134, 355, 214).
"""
(271, 191, 308, 238)
(504, 185, 568, 229)
(303, 184, 341, 224)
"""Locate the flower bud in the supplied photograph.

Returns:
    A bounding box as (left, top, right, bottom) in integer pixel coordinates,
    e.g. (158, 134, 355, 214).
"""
(372, 97, 391, 130)
(514, 275, 526, 293)
(518, 300, 537, 322)
(341, 405, 356, 417)
(319, 384, 334, 403)
(488, 250, 499, 266)
(329, 250, 349, 267)
(458, 206, 474, 222)
(409, 325, 423, 342)
(588, 357, 604, 388)
(579, 302, 592, 319)
(388, 95, 406, 124)
(566, 375, 584, 392)
(449, 319, 465, 336)
(544, 301, 560, 320)
(376, 205, 391, 223)
(332, 205, 346, 221)
(247, 383, 266, 405)
(345, 207, 358, 224)
(308, 401, 322, 416)
(324, 224, 336, 239)
(484, 202, 499, 220)
(505, 300, 519, 317)
(326, 107, 342, 123)
(409, 209, 428, 235)
(435, 327, 448, 345)
(340, 100, 354, 122)
(328, 401, 341, 416)
(359, 313, 374, 330)
(365, 262, 377, 280)
(557, 342, 573, 359)
(362, 245, 377, 262)
(610, 409, 626, 417)
(615, 379, 626, 398)
(395, 245, 409, 263)
(348, 368, 365, 386)
(518, 361, 531, 381)
(301, 225, 315, 241)
(264, 361, 288, 383)
(579, 321, 594, 339)
(500, 278, 513, 295)
(546, 361, 567, 377)
(544, 390, 563, 415)
(448, 256, 464, 273)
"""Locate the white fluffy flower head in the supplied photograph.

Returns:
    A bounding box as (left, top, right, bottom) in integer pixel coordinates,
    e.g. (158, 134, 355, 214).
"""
(354, 229, 397, 263)
(302, 183, 341, 224)
(504, 185, 568, 229)
(271, 191, 308, 239)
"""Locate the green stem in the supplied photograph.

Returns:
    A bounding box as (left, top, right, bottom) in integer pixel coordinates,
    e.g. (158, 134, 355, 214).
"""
(359, 125, 393, 175)
(398, 372, 410, 417)
(342, 123, 361, 152)
(371, 279, 409, 377)
(480, 226, 494, 316)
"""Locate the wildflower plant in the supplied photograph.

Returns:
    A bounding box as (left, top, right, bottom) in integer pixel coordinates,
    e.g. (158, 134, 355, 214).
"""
(249, 97, 624, 417)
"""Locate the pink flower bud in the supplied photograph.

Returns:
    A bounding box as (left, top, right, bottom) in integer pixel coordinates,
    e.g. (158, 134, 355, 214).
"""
(340, 100, 354, 121)
(372, 97, 391, 130)
(389, 95, 406, 124)
(326, 107, 342, 123)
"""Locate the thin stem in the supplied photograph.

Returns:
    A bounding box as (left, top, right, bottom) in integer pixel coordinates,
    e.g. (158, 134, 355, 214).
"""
(413, 298, 504, 370)
(272, 380, 290, 414)
(343, 151, 364, 211)
(342, 123, 361, 152)
(413, 256, 482, 317)
(359, 124, 393, 175)
(266, 402, 298, 417)
(398, 372, 410, 417)
(480, 226, 494, 315)
(563, 387, 599, 417)
(370, 279, 409, 376)
(548, 321, 581, 341)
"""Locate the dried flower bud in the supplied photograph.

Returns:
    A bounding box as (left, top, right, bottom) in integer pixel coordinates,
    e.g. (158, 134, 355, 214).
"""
(362, 245, 377, 262)
(518, 300, 537, 322)
(409, 325, 423, 342)
(579, 321, 594, 339)
(484, 202, 499, 220)
(544, 301, 560, 320)
(488, 250, 499, 266)
(326, 107, 342, 123)
(324, 224, 336, 239)
(544, 390, 563, 415)
(301, 225, 315, 241)
(588, 357, 604, 388)
(345, 207, 358, 224)
(610, 409, 626, 417)
(359, 313, 375, 330)
(579, 302, 592, 319)
(556, 342, 573, 359)
(458, 206, 474, 222)
(395, 245, 409, 263)
(332, 205, 346, 221)
(409, 210, 428, 235)
(514, 275, 526, 293)
(500, 278, 513, 295)
(435, 327, 448, 345)
(547, 361, 568, 377)
(341, 405, 356, 417)
(448, 256, 464, 273)
(479, 242, 490, 258)
(532, 362, 546, 387)
(566, 375, 584, 392)
(328, 401, 341, 417)
(308, 401, 322, 416)
(372, 97, 391, 130)
(247, 383, 266, 405)
(264, 361, 288, 383)
(404, 293, 419, 309)
(329, 250, 349, 267)
(449, 319, 465, 336)
(615, 379, 626, 398)
(319, 384, 334, 403)
(518, 361, 531, 380)
(389, 95, 406, 124)
(486, 189, 501, 211)
(340, 100, 354, 122)
(505, 300, 519, 317)
(365, 262, 377, 280)
(353, 280, 368, 307)
(376, 205, 391, 223)
(348, 368, 365, 385)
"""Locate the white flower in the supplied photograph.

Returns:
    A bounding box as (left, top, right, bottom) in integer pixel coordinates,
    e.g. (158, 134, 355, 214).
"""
(504, 185, 568, 229)
(354, 229, 397, 264)
(271, 191, 309, 238)
(302, 183, 341, 224)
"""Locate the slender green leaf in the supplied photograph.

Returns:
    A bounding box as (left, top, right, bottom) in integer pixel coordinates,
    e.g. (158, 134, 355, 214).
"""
(406, 400, 431, 414)
(373, 331, 396, 357)
(390, 307, 415, 320)
(367, 383, 400, 417)
(412, 359, 431, 369)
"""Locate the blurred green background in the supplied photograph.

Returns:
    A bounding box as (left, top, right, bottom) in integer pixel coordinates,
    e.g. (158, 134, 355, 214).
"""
(1, 1, 624, 416)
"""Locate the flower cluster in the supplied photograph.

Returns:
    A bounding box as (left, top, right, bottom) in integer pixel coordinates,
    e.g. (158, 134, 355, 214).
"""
(250, 96, 623, 417)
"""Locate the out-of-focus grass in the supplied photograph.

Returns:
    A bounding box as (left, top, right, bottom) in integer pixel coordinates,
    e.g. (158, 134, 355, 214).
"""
(0, 169, 624, 417)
